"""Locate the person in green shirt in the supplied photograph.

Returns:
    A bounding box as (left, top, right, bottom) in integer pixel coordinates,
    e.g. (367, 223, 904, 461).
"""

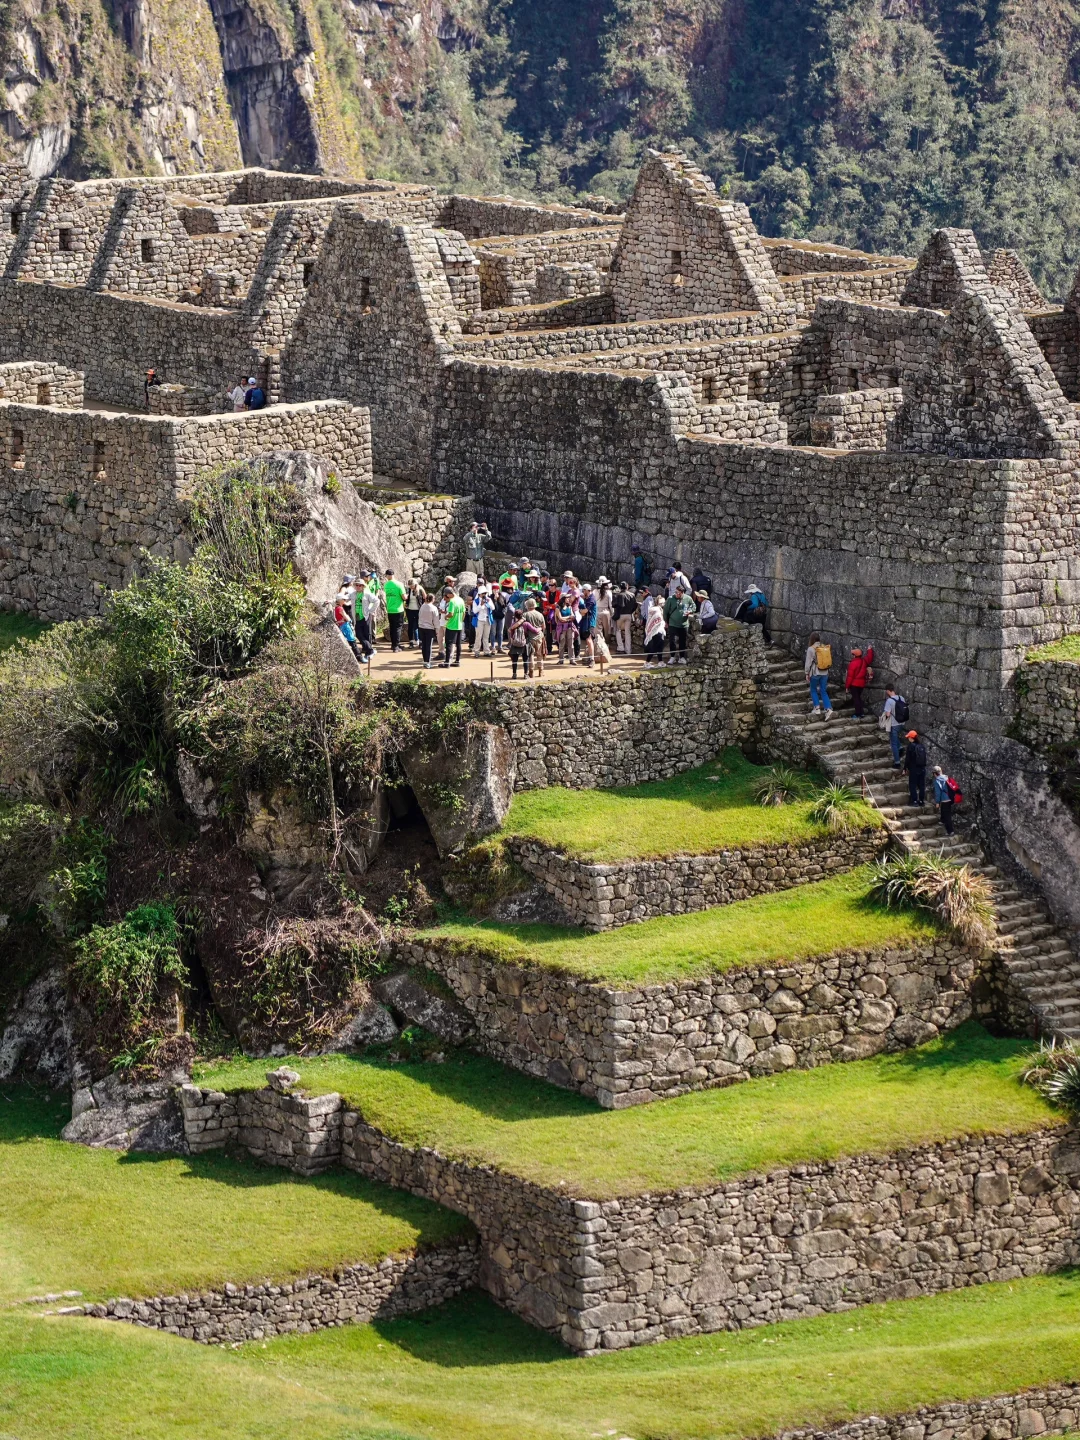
(382, 568, 407, 651)
(440, 586, 465, 667)
(663, 585, 695, 666)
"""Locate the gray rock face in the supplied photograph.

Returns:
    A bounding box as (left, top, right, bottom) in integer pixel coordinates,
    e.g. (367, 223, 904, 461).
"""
(0, 966, 81, 1088)
(281, 450, 411, 603)
(373, 971, 475, 1046)
(322, 999, 398, 1052)
(401, 722, 516, 857)
(61, 1071, 188, 1153)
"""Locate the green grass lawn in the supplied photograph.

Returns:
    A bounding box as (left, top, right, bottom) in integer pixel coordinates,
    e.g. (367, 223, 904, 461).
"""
(1027, 634, 1080, 664)
(6, 1272, 1080, 1440)
(0, 609, 50, 651)
(0, 1087, 469, 1305)
(195, 1025, 1055, 1200)
(500, 747, 880, 862)
(421, 867, 939, 986)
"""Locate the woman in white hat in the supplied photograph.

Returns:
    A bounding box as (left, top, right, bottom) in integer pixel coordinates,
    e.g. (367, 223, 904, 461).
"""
(596, 575, 613, 642)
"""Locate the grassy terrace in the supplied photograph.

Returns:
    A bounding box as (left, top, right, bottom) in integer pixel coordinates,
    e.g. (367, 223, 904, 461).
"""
(195, 1026, 1055, 1200)
(6, 1273, 1080, 1440)
(0, 1088, 469, 1305)
(422, 868, 939, 986)
(499, 748, 880, 862)
(1027, 634, 1080, 664)
(498, 748, 881, 858)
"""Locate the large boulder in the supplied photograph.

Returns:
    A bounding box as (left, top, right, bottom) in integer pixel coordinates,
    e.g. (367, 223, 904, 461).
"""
(400, 722, 516, 857)
(253, 450, 412, 601)
(373, 971, 474, 1045)
(61, 1071, 188, 1153)
(0, 965, 83, 1088)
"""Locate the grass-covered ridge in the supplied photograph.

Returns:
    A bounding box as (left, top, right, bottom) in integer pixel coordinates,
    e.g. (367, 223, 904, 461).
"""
(195, 1025, 1055, 1200)
(500, 749, 880, 862)
(6, 1273, 1080, 1440)
(1027, 634, 1080, 664)
(421, 868, 939, 986)
(0, 1088, 469, 1304)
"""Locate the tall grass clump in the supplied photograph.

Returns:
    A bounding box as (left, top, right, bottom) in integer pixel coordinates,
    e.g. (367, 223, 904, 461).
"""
(869, 852, 995, 946)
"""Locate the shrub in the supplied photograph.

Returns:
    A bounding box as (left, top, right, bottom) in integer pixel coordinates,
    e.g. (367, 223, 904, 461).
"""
(0, 804, 106, 935)
(754, 764, 803, 807)
(1022, 1039, 1080, 1114)
(73, 902, 187, 1032)
(869, 852, 995, 946)
(808, 782, 865, 834)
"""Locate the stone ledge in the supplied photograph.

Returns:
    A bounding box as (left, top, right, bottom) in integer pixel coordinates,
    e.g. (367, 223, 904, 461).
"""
(779, 1382, 1080, 1440)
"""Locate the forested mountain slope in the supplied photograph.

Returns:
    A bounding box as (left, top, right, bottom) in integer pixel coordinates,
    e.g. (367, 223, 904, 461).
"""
(3, 0, 1080, 294)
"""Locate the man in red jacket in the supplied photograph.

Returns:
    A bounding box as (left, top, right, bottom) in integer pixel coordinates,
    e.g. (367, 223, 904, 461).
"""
(845, 645, 874, 719)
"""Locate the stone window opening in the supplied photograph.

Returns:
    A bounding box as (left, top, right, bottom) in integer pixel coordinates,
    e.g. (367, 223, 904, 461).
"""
(9, 210, 22, 235)
(747, 365, 768, 401)
(58, 227, 73, 253)
(302, 260, 315, 288)
(140, 237, 154, 263)
(670, 248, 684, 285)
(702, 373, 718, 405)
(959, 374, 977, 407)
(10, 430, 25, 469)
(92, 439, 107, 478)
(360, 276, 372, 310)
(36, 382, 51, 406)
(845, 367, 860, 391)
(888, 369, 901, 388)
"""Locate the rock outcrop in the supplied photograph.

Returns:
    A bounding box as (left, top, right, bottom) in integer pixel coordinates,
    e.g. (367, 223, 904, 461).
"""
(400, 722, 516, 857)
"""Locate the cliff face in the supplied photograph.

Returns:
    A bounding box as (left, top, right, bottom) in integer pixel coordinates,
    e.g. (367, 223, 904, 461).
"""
(3, 0, 1080, 294)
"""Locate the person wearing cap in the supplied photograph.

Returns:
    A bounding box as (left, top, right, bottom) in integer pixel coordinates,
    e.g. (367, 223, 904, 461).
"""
(695, 589, 717, 634)
(243, 375, 266, 410)
(359, 572, 380, 654)
(881, 685, 907, 767)
(667, 565, 692, 599)
(340, 573, 357, 625)
(498, 562, 519, 590)
(144, 367, 161, 407)
(523, 597, 545, 677)
(518, 557, 532, 586)
(903, 729, 928, 807)
(595, 576, 614, 643)
(382, 569, 407, 651)
(472, 582, 494, 656)
(932, 765, 956, 835)
(464, 520, 492, 577)
(334, 592, 363, 660)
(440, 586, 465, 666)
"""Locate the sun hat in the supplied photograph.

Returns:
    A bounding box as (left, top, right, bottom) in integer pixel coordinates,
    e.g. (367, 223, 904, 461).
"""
(597, 575, 609, 585)
(745, 585, 762, 594)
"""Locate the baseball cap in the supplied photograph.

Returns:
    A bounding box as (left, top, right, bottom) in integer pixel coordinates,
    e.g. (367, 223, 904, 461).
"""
(906, 730, 918, 740)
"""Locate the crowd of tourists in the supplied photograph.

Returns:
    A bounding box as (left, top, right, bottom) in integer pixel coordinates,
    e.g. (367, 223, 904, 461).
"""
(802, 634, 962, 837)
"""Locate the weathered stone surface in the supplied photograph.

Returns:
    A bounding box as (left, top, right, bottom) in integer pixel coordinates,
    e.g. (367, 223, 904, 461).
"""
(372, 971, 474, 1046)
(286, 449, 410, 601)
(62, 1072, 188, 1153)
(401, 722, 515, 856)
(0, 965, 80, 1088)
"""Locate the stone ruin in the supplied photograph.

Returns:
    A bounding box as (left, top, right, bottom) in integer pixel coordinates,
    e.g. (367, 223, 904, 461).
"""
(2, 146, 1080, 771)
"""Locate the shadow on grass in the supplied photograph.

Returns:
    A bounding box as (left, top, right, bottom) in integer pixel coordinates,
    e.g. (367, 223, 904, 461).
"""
(370, 1290, 567, 1368)
(885, 1022, 1030, 1074)
(0, 1085, 70, 1142)
(359, 1048, 600, 1123)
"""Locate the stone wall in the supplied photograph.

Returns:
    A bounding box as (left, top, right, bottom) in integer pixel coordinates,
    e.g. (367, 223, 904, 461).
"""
(476, 228, 620, 308)
(375, 493, 474, 589)
(67, 1242, 479, 1345)
(440, 194, 612, 240)
(780, 1385, 1080, 1440)
(0, 360, 84, 407)
(0, 400, 372, 619)
(481, 621, 764, 790)
(399, 935, 986, 1106)
(810, 388, 903, 450)
(1013, 656, 1080, 748)
(779, 267, 912, 320)
(341, 1114, 1080, 1354)
(507, 829, 888, 931)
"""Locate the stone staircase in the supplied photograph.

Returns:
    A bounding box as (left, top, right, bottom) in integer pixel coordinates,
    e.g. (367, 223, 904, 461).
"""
(758, 647, 1080, 1041)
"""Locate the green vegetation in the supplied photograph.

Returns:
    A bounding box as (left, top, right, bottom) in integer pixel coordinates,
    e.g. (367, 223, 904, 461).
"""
(196, 1025, 1054, 1199)
(7, 1272, 1080, 1440)
(0, 609, 49, 651)
(1023, 1039, 1080, 1116)
(423, 868, 936, 986)
(500, 750, 879, 863)
(1027, 634, 1080, 664)
(0, 1087, 468, 1305)
(870, 853, 995, 949)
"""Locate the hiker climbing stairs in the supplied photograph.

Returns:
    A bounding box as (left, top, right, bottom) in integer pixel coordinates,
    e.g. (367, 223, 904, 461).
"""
(758, 648, 1080, 1041)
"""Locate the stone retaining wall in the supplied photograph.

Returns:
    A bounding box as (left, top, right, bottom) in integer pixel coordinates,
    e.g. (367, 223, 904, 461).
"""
(375, 493, 474, 589)
(1013, 656, 1080, 748)
(394, 937, 984, 1106)
(781, 1386, 1080, 1440)
(506, 829, 888, 931)
(67, 1243, 479, 1345)
(341, 1115, 1080, 1354)
(180, 1078, 341, 1176)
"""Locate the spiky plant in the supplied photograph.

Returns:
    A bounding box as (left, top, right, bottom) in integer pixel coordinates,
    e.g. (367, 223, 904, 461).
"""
(753, 764, 802, 808)
(869, 852, 995, 947)
(808, 782, 864, 834)
(1021, 1039, 1080, 1114)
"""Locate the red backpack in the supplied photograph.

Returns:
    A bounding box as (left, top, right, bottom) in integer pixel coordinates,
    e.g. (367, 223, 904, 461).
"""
(946, 778, 963, 806)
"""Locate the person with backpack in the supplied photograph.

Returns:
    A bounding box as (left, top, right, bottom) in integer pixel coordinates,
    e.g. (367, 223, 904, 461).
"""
(690, 563, 713, 598)
(881, 686, 908, 767)
(903, 730, 928, 806)
(933, 766, 961, 835)
(741, 585, 771, 644)
(631, 543, 652, 589)
(804, 633, 833, 719)
(243, 376, 266, 410)
(844, 645, 875, 719)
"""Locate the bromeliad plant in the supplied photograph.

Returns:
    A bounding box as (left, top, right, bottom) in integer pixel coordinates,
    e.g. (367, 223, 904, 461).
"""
(753, 764, 803, 807)
(807, 782, 865, 835)
(869, 851, 995, 947)
(1021, 1038, 1080, 1115)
